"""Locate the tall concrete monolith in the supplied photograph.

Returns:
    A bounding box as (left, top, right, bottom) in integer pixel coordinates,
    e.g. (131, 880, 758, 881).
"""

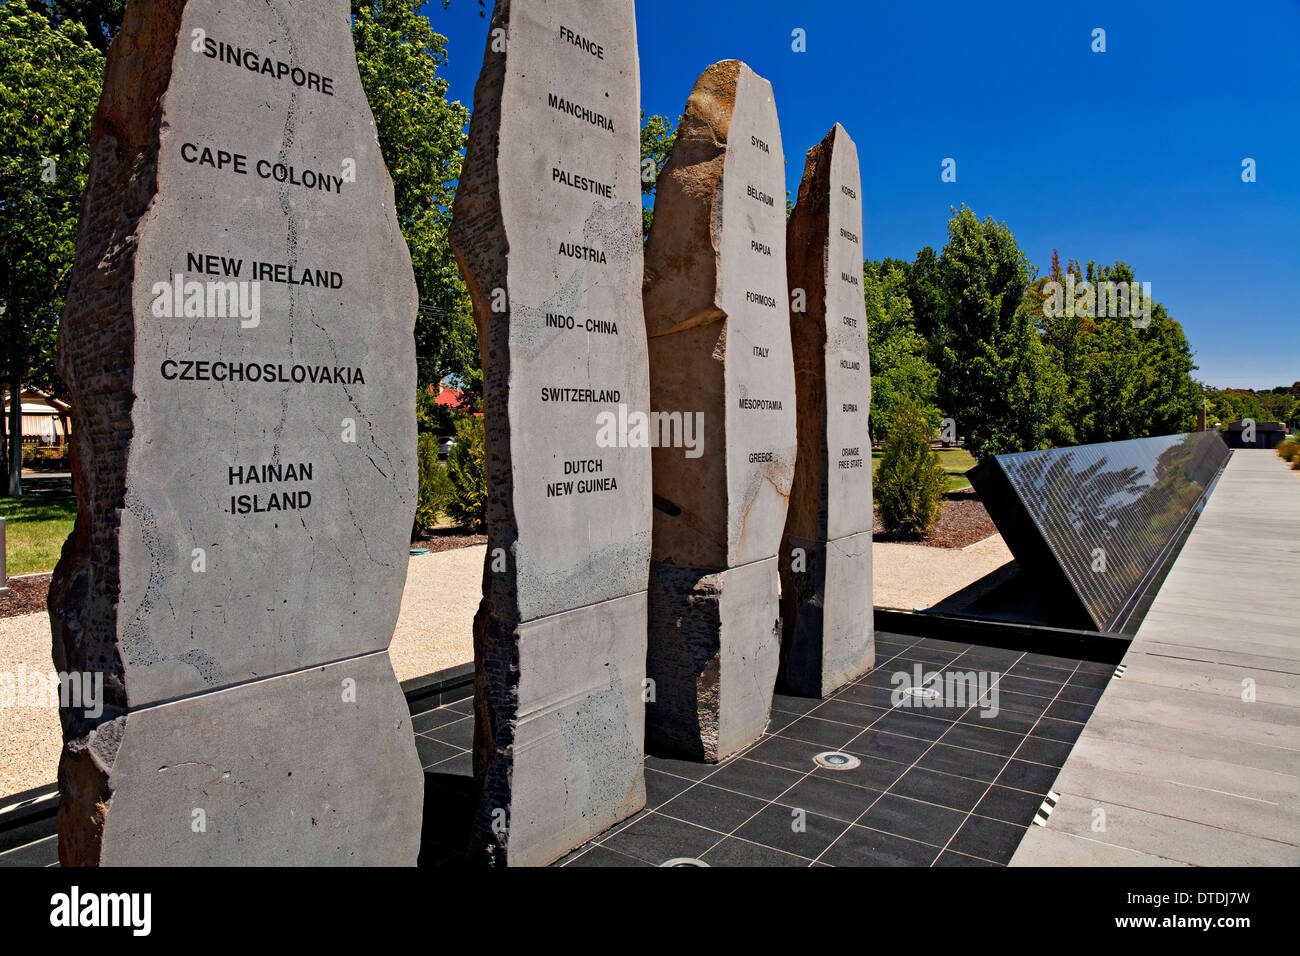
(779, 124, 874, 698)
(450, 0, 651, 866)
(642, 61, 796, 762)
(51, 0, 423, 865)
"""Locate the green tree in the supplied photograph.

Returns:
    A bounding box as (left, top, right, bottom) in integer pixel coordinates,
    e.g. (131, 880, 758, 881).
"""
(875, 394, 948, 537)
(444, 414, 485, 531)
(862, 261, 939, 440)
(931, 207, 1070, 459)
(639, 111, 677, 238)
(30, 0, 121, 52)
(352, 0, 475, 392)
(413, 431, 452, 535)
(0, 0, 102, 495)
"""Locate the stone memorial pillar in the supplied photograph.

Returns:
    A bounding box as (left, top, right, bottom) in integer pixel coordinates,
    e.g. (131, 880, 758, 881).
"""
(50, 0, 423, 865)
(450, 0, 651, 867)
(779, 124, 874, 698)
(642, 61, 796, 762)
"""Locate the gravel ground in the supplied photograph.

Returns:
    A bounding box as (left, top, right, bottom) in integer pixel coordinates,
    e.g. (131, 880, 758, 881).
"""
(0, 574, 50, 619)
(872, 491, 998, 548)
(0, 535, 1011, 799)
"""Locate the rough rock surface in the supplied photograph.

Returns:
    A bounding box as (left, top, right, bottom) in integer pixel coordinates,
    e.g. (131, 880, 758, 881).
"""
(643, 61, 796, 761)
(450, 0, 650, 866)
(778, 124, 874, 697)
(51, 0, 422, 864)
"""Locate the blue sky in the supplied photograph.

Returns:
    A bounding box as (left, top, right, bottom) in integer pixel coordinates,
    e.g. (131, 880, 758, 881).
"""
(420, 0, 1299, 390)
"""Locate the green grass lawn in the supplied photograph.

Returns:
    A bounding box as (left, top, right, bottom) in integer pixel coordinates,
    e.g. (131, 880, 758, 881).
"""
(872, 446, 977, 492)
(1, 493, 77, 575)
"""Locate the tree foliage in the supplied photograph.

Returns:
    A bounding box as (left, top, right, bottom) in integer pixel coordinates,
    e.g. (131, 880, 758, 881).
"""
(443, 414, 485, 531)
(875, 394, 948, 537)
(929, 207, 1072, 459)
(0, 0, 102, 493)
(639, 111, 676, 237)
(862, 261, 939, 440)
(351, 0, 475, 391)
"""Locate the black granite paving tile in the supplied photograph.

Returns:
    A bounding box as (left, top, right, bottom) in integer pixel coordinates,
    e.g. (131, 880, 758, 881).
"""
(644, 754, 727, 781)
(699, 837, 811, 867)
(733, 804, 847, 859)
(427, 751, 473, 776)
(744, 734, 826, 774)
(1045, 699, 1096, 723)
(947, 815, 1029, 863)
(645, 768, 694, 808)
(916, 743, 1009, 783)
(933, 849, 1002, 867)
(777, 715, 865, 750)
(871, 709, 950, 741)
(861, 666, 912, 688)
(765, 709, 800, 733)
(1007, 660, 1072, 684)
(974, 785, 1049, 826)
(809, 698, 889, 728)
(1067, 670, 1113, 689)
(890, 767, 990, 812)
(834, 682, 901, 709)
(601, 812, 722, 864)
(844, 728, 933, 764)
(820, 826, 942, 867)
(415, 734, 463, 767)
(657, 784, 768, 833)
(425, 716, 474, 749)
(1019, 652, 1083, 673)
(774, 775, 882, 823)
(0, 835, 58, 867)
(856, 794, 966, 846)
(994, 759, 1061, 796)
(994, 674, 1063, 699)
(958, 707, 1039, 736)
(705, 757, 805, 801)
(771, 693, 821, 715)
(814, 755, 908, 792)
(1012, 735, 1075, 768)
(411, 707, 464, 734)
(446, 697, 475, 716)
(981, 689, 1051, 718)
(914, 637, 970, 655)
(1055, 681, 1105, 706)
(1075, 660, 1119, 676)
(1031, 716, 1086, 744)
(951, 647, 1024, 670)
(563, 845, 654, 867)
(938, 722, 1023, 757)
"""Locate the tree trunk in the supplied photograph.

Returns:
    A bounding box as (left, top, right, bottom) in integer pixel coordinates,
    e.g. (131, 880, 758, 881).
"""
(7, 372, 22, 496)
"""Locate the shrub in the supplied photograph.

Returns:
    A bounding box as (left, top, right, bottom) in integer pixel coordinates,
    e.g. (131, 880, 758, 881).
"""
(444, 415, 487, 532)
(875, 394, 948, 537)
(1278, 439, 1299, 463)
(413, 433, 452, 536)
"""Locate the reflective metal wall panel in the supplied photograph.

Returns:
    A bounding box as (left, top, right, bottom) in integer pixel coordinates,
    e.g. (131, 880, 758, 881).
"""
(968, 432, 1231, 632)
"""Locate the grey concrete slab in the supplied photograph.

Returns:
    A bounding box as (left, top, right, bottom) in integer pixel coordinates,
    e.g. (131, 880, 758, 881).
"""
(1013, 452, 1300, 866)
(1021, 793, 1295, 867)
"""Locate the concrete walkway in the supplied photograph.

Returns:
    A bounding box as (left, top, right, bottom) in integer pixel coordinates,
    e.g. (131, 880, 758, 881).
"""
(1011, 450, 1300, 866)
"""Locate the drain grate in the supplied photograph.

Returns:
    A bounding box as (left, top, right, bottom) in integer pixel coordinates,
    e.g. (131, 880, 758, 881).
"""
(813, 751, 861, 770)
(661, 857, 709, 867)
